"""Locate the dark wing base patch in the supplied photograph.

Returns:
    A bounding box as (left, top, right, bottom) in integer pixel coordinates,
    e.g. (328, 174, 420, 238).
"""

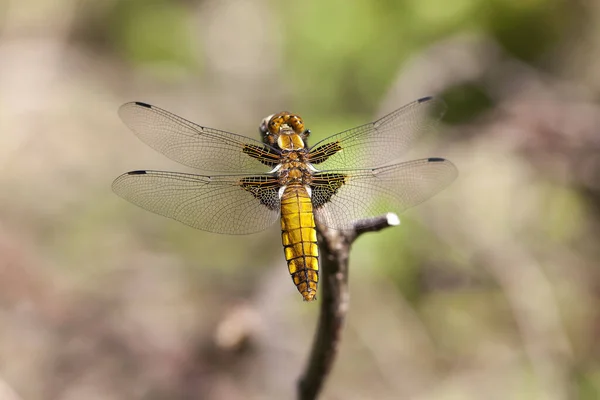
(240, 176, 281, 210)
(308, 142, 343, 165)
(242, 144, 281, 168)
(310, 173, 348, 208)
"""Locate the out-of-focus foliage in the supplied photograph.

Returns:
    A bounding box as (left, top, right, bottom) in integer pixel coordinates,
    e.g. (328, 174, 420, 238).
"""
(278, 0, 570, 115)
(1, 0, 599, 399)
(111, 0, 198, 68)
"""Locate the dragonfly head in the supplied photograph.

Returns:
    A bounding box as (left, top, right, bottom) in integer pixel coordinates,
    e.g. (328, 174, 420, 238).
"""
(259, 112, 310, 149)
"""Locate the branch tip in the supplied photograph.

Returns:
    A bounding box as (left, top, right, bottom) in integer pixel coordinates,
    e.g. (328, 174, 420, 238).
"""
(297, 214, 398, 400)
(386, 212, 400, 226)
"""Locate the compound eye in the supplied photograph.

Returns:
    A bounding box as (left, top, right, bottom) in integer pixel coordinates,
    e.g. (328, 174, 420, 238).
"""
(268, 118, 282, 134)
(304, 129, 311, 136)
(290, 116, 305, 134)
(259, 122, 268, 136)
(259, 114, 274, 136)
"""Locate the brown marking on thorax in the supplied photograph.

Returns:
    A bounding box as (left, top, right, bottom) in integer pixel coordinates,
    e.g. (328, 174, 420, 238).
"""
(277, 150, 314, 187)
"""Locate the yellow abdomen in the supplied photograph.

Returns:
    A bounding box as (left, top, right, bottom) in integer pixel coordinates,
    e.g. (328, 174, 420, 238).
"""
(280, 185, 319, 301)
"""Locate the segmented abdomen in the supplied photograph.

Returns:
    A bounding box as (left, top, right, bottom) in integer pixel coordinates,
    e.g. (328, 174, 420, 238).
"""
(280, 184, 319, 301)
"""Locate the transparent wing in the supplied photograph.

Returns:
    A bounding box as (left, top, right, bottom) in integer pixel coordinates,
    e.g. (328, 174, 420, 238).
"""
(311, 158, 457, 230)
(119, 102, 281, 173)
(112, 170, 281, 234)
(308, 97, 446, 170)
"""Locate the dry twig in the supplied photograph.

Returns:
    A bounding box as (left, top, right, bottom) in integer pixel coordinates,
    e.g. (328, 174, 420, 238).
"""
(297, 213, 400, 400)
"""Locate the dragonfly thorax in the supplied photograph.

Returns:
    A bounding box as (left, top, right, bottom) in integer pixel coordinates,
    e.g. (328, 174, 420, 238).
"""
(277, 133, 305, 150)
(277, 150, 314, 187)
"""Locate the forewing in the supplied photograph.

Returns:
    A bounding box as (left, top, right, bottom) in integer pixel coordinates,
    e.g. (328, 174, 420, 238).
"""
(312, 158, 457, 230)
(112, 171, 280, 234)
(119, 102, 280, 173)
(308, 97, 446, 169)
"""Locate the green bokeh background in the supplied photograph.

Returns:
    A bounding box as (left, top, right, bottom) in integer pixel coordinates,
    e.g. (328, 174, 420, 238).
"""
(1, 0, 599, 399)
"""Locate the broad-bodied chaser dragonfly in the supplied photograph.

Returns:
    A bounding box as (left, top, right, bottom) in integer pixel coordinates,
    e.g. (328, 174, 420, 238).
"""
(112, 97, 457, 301)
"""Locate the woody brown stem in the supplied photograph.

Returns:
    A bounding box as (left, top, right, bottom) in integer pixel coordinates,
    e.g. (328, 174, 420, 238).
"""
(297, 213, 400, 400)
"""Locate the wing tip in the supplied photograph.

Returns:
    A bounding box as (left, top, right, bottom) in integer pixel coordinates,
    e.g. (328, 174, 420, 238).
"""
(111, 171, 148, 192)
(134, 101, 152, 108)
(427, 157, 446, 163)
(417, 96, 448, 118)
(427, 157, 459, 179)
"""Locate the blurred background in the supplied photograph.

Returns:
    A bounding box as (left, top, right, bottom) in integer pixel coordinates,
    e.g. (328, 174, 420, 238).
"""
(1, 0, 599, 399)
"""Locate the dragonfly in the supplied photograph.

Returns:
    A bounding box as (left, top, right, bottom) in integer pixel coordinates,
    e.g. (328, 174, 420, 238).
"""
(112, 97, 458, 301)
